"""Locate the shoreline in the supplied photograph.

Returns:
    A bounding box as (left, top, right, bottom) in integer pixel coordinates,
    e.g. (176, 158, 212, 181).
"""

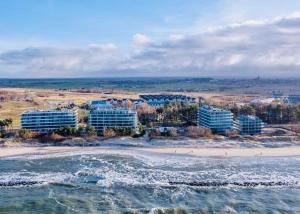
(1, 145, 300, 158)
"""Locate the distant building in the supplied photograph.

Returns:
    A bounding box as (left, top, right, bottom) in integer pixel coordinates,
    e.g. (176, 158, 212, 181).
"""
(238, 115, 264, 135)
(90, 100, 112, 109)
(198, 105, 234, 133)
(21, 109, 78, 132)
(272, 91, 284, 100)
(48, 100, 74, 107)
(285, 95, 300, 104)
(140, 94, 196, 107)
(90, 99, 144, 109)
(250, 98, 275, 106)
(88, 108, 138, 133)
(131, 99, 145, 108)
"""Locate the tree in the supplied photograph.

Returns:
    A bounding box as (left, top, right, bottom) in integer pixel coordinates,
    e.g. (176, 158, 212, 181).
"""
(239, 105, 256, 116)
(4, 118, 12, 129)
(137, 103, 158, 126)
(0, 120, 6, 131)
(86, 126, 96, 137)
(0, 118, 13, 133)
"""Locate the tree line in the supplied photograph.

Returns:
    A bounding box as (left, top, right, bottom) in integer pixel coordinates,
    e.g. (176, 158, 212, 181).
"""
(230, 104, 300, 124)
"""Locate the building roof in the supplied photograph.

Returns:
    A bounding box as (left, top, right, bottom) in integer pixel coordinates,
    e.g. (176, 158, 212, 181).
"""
(91, 107, 136, 113)
(238, 115, 262, 121)
(22, 109, 76, 114)
(140, 94, 195, 100)
(200, 105, 232, 113)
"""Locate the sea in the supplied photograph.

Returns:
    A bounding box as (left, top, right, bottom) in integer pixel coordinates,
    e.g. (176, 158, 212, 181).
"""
(0, 151, 299, 214)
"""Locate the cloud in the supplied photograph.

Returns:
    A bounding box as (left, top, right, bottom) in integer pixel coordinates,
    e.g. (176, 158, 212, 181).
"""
(132, 33, 151, 46)
(88, 43, 118, 52)
(0, 44, 120, 77)
(1, 13, 300, 77)
(168, 34, 185, 42)
(121, 13, 300, 77)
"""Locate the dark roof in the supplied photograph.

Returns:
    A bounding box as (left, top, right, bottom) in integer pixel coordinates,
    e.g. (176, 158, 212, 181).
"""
(140, 94, 195, 100)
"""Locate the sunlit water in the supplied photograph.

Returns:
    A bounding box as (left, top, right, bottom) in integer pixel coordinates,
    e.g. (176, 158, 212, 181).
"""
(0, 151, 299, 213)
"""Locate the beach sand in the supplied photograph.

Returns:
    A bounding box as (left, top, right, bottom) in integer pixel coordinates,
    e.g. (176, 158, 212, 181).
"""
(1, 146, 300, 158)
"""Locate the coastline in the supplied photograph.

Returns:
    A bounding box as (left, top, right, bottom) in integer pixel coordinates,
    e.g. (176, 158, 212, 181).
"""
(1, 145, 300, 158)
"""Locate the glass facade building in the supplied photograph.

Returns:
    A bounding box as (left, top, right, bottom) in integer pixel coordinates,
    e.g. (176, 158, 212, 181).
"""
(89, 108, 138, 133)
(21, 109, 78, 132)
(238, 115, 264, 135)
(198, 105, 234, 133)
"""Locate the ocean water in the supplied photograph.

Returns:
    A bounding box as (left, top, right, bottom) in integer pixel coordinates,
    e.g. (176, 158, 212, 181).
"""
(0, 152, 299, 214)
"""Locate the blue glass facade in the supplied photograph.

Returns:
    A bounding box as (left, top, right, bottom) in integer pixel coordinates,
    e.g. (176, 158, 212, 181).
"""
(238, 115, 263, 135)
(89, 108, 138, 133)
(21, 110, 78, 132)
(198, 105, 234, 133)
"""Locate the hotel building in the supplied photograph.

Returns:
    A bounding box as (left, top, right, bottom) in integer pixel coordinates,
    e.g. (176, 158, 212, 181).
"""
(88, 108, 138, 133)
(237, 115, 264, 135)
(198, 105, 234, 133)
(21, 109, 78, 132)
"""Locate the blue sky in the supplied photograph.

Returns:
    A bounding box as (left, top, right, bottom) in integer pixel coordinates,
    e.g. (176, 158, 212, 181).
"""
(0, 0, 216, 48)
(1, 0, 300, 77)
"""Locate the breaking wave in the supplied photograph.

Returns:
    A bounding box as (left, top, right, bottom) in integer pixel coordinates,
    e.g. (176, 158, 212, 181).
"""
(0, 152, 299, 213)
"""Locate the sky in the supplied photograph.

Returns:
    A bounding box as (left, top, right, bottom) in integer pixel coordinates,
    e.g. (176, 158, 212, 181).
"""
(1, 0, 300, 78)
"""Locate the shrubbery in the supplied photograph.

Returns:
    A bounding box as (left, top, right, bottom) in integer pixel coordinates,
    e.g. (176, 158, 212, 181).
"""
(102, 127, 133, 137)
(54, 126, 79, 137)
(18, 129, 36, 139)
(186, 126, 213, 138)
(103, 128, 116, 138)
(148, 129, 161, 138)
(85, 126, 97, 137)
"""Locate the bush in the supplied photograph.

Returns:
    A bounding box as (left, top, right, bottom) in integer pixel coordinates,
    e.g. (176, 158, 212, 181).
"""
(224, 129, 239, 138)
(54, 126, 79, 137)
(112, 127, 132, 136)
(0, 131, 5, 138)
(18, 129, 35, 139)
(86, 126, 97, 137)
(49, 133, 65, 141)
(148, 129, 161, 138)
(39, 133, 65, 143)
(168, 128, 178, 137)
(103, 128, 116, 138)
(186, 126, 212, 138)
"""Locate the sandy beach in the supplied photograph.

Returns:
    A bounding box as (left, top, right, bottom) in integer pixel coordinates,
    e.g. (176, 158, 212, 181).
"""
(1, 146, 300, 158)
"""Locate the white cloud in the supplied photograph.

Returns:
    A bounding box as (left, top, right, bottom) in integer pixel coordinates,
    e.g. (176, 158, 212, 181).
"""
(88, 43, 118, 52)
(132, 33, 151, 46)
(1, 13, 300, 77)
(168, 34, 185, 42)
(121, 13, 300, 77)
